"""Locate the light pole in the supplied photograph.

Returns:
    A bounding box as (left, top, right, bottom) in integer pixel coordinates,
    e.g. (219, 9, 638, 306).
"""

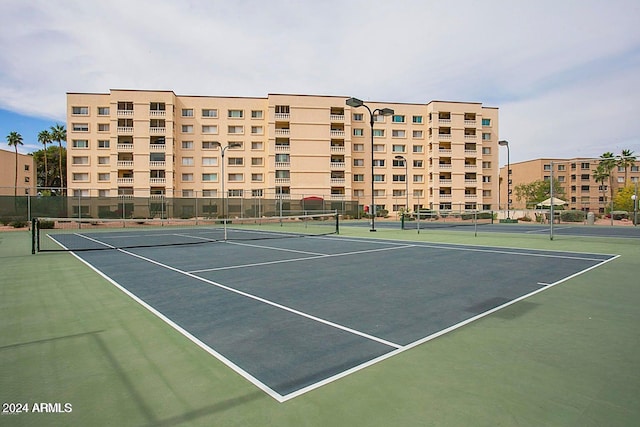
(632, 182, 638, 226)
(346, 97, 394, 232)
(217, 142, 241, 240)
(395, 155, 409, 214)
(498, 140, 510, 219)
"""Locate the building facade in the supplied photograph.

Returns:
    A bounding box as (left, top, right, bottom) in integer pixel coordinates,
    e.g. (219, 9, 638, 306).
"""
(500, 158, 640, 213)
(0, 147, 35, 196)
(66, 90, 499, 215)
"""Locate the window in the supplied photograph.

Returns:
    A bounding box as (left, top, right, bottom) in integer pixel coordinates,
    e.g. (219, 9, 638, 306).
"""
(202, 157, 217, 166)
(252, 189, 263, 197)
(275, 153, 289, 163)
(275, 170, 290, 179)
(373, 129, 384, 137)
(251, 141, 263, 150)
(202, 173, 217, 182)
(413, 175, 424, 183)
(72, 173, 89, 181)
(482, 118, 491, 126)
(228, 157, 243, 166)
(581, 185, 590, 191)
(413, 160, 423, 167)
(373, 144, 385, 152)
(482, 176, 491, 183)
(182, 190, 194, 197)
(482, 147, 491, 155)
(98, 190, 110, 197)
(412, 130, 423, 138)
(393, 175, 406, 182)
(72, 106, 89, 115)
(353, 113, 364, 121)
(373, 174, 385, 182)
(202, 141, 218, 149)
(251, 173, 263, 182)
(413, 145, 423, 153)
(72, 140, 89, 148)
(373, 159, 385, 167)
(98, 140, 109, 148)
(182, 125, 193, 133)
(98, 156, 109, 165)
(182, 157, 194, 166)
(353, 174, 365, 182)
(392, 115, 405, 123)
(225, 124, 243, 134)
(373, 115, 385, 123)
(353, 128, 364, 136)
(117, 102, 133, 111)
(182, 141, 194, 149)
(275, 105, 290, 114)
(558, 164, 566, 171)
(96, 123, 108, 132)
(581, 162, 590, 169)
(73, 123, 89, 132)
(98, 107, 110, 116)
(392, 130, 406, 138)
(98, 173, 110, 181)
(544, 164, 551, 171)
(353, 144, 364, 152)
(228, 173, 243, 182)
(181, 173, 194, 182)
(202, 109, 218, 118)
(202, 189, 218, 197)
(392, 144, 405, 153)
(482, 133, 491, 140)
(182, 108, 194, 117)
(72, 156, 89, 165)
(228, 189, 243, 197)
(202, 125, 218, 134)
(353, 159, 364, 166)
(251, 110, 263, 119)
(251, 157, 263, 166)
(150, 102, 165, 111)
(482, 161, 491, 169)
(228, 109, 244, 118)
(251, 126, 263, 135)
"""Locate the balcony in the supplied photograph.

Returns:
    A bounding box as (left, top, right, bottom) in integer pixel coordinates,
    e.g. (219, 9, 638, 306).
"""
(330, 145, 345, 152)
(438, 193, 452, 199)
(275, 113, 290, 120)
(275, 128, 290, 136)
(330, 130, 345, 137)
(275, 178, 290, 184)
(149, 144, 166, 151)
(150, 127, 166, 134)
(438, 148, 452, 154)
(117, 143, 134, 151)
(150, 178, 166, 184)
(117, 177, 134, 184)
(439, 179, 452, 184)
(465, 164, 477, 169)
(275, 144, 290, 152)
(275, 162, 290, 168)
(117, 160, 134, 167)
(330, 114, 345, 121)
(330, 178, 346, 184)
(149, 161, 166, 167)
(117, 127, 133, 134)
(330, 162, 346, 169)
(117, 110, 133, 117)
(438, 163, 452, 169)
(150, 110, 166, 117)
(438, 133, 452, 139)
(464, 134, 477, 139)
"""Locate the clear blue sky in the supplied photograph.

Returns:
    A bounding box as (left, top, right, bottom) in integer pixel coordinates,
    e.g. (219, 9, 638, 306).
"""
(1, 0, 639, 163)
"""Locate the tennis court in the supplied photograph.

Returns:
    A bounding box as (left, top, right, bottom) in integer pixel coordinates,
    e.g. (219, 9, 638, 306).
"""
(36, 218, 617, 402)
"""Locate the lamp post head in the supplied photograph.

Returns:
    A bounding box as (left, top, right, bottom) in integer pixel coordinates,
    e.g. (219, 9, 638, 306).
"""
(346, 97, 364, 107)
(394, 155, 406, 161)
(498, 140, 509, 147)
(379, 108, 394, 116)
(228, 142, 242, 149)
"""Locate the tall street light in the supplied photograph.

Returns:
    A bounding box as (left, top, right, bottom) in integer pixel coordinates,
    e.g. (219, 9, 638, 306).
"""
(498, 140, 510, 219)
(394, 155, 409, 214)
(346, 97, 394, 232)
(217, 142, 241, 240)
(632, 181, 638, 226)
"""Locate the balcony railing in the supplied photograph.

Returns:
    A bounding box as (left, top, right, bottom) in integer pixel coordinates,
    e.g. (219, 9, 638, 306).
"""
(275, 113, 290, 120)
(438, 163, 452, 169)
(330, 162, 345, 169)
(150, 110, 166, 117)
(438, 134, 452, 139)
(117, 110, 133, 117)
(464, 134, 477, 139)
(117, 178, 134, 184)
(438, 193, 452, 199)
(330, 178, 346, 184)
(330, 145, 345, 152)
(150, 178, 166, 184)
(465, 164, 477, 169)
(149, 161, 166, 167)
(330, 114, 345, 121)
(275, 178, 290, 184)
(275, 145, 290, 151)
(439, 179, 452, 184)
(330, 194, 346, 200)
(117, 161, 134, 167)
(275, 162, 290, 168)
(117, 143, 134, 151)
(150, 127, 166, 134)
(149, 144, 166, 151)
(330, 130, 345, 137)
(464, 120, 476, 125)
(117, 127, 133, 134)
(275, 129, 290, 136)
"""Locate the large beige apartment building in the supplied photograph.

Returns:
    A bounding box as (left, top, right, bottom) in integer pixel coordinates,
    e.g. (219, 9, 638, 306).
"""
(0, 147, 35, 196)
(66, 90, 499, 216)
(500, 158, 640, 213)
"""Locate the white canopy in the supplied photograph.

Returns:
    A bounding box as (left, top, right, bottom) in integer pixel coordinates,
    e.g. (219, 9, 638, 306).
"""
(536, 197, 568, 207)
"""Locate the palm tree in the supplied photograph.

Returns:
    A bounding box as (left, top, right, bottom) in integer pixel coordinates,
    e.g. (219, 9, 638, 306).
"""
(50, 124, 66, 193)
(619, 149, 636, 184)
(6, 131, 24, 197)
(37, 129, 52, 188)
(592, 163, 610, 210)
(599, 152, 617, 212)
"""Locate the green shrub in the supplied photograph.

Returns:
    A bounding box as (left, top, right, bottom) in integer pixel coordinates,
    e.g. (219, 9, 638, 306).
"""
(560, 210, 586, 222)
(38, 220, 55, 229)
(11, 220, 28, 228)
(611, 211, 629, 220)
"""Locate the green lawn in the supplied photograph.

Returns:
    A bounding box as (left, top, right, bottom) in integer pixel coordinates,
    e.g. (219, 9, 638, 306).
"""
(1, 227, 639, 426)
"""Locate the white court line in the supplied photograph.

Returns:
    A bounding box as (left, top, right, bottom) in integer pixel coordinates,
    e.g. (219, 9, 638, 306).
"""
(188, 244, 414, 273)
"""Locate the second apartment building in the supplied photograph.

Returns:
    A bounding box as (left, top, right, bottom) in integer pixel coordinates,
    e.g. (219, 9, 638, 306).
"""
(66, 90, 499, 215)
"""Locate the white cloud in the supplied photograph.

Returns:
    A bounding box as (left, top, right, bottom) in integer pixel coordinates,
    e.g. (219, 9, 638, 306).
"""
(1, 0, 639, 160)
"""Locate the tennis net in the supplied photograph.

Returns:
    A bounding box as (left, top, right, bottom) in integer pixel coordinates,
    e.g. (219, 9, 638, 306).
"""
(32, 212, 339, 253)
(401, 210, 495, 230)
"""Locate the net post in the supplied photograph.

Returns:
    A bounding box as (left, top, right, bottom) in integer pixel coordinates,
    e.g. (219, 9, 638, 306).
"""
(335, 210, 339, 234)
(401, 212, 405, 230)
(31, 217, 37, 254)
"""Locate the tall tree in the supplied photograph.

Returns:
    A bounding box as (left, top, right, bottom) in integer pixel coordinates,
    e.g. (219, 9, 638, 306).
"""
(50, 124, 66, 192)
(599, 152, 617, 211)
(619, 149, 636, 184)
(6, 131, 24, 197)
(592, 163, 610, 209)
(37, 129, 52, 187)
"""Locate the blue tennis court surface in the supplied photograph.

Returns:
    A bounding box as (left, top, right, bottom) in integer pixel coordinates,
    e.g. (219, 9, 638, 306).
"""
(68, 234, 617, 402)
